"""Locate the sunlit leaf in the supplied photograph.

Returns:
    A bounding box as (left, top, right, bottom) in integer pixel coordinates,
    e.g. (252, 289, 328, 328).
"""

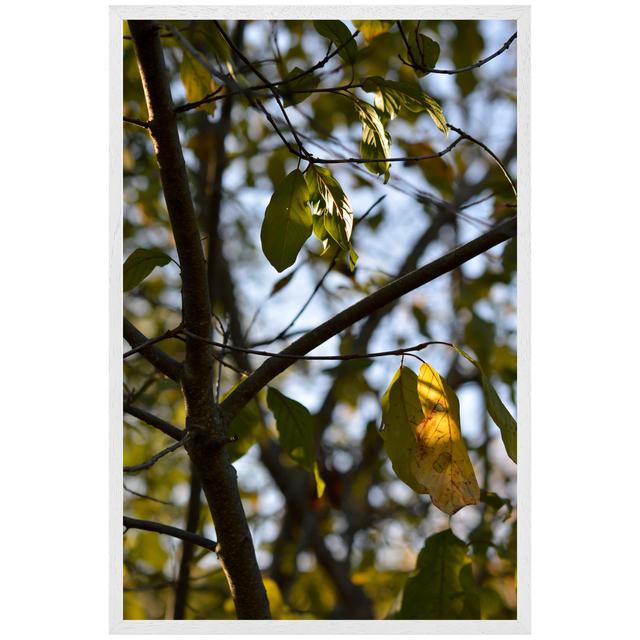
(454, 347, 517, 463)
(352, 20, 394, 42)
(352, 99, 391, 178)
(266, 387, 325, 497)
(260, 169, 312, 272)
(413, 363, 480, 514)
(305, 165, 353, 250)
(123, 248, 171, 291)
(396, 529, 473, 619)
(349, 244, 359, 271)
(362, 77, 447, 135)
(323, 210, 350, 250)
(313, 20, 357, 63)
(380, 366, 427, 493)
(180, 51, 216, 114)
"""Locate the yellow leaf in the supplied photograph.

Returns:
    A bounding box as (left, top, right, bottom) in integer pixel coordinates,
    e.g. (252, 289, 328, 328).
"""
(412, 363, 480, 514)
(180, 51, 216, 115)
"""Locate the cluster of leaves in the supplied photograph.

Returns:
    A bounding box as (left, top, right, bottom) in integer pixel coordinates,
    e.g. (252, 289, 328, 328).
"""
(380, 356, 515, 517)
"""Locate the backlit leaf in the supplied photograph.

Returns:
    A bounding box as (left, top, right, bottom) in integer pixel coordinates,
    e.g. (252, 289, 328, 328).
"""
(380, 366, 427, 493)
(408, 33, 441, 75)
(260, 169, 312, 272)
(313, 20, 357, 64)
(352, 20, 394, 42)
(280, 66, 319, 107)
(180, 51, 216, 114)
(454, 347, 517, 463)
(353, 99, 391, 178)
(362, 77, 448, 135)
(306, 166, 353, 250)
(396, 529, 473, 619)
(464, 312, 495, 370)
(403, 140, 454, 198)
(481, 374, 517, 463)
(267, 387, 325, 497)
(413, 363, 480, 514)
(123, 248, 171, 292)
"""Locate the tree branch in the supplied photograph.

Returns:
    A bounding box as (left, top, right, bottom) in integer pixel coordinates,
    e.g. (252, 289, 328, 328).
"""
(123, 516, 218, 554)
(123, 322, 183, 360)
(221, 217, 516, 420)
(123, 318, 183, 382)
(172, 467, 202, 619)
(124, 403, 184, 441)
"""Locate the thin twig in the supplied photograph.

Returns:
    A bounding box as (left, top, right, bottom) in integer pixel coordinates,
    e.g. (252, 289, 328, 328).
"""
(399, 31, 517, 75)
(123, 318, 183, 382)
(123, 116, 150, 129)
(124, 434, 191, 473)
(448, 124, 517, 197)
(214, 21, 309, 158)
(173, 28, 360, 115)
(267, 195, 387, 344)
(124, 483, 175, 506)
(183, 328, 455, 361)
(271, 255, 338, 344)
(123, 323, 184, 359)
(215, 318, 231, 404)
(355, 194, 386, 224)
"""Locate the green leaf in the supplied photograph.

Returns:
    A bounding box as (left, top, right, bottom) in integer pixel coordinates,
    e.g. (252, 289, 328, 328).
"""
(380, 366, 427, 493)
(454, 347, 517, 463)
(481, 373, 517, 463)
(305, 166, 353, 249)
(352, 20, 394, 42)
(361, 77, 448, 134)
(349, 245, 359, 271)
(266, 387, 325, 497)
(312, 213, 331, 253)
(464, 312, 495, 370)
(280, 66, 319, 107)
(396, 529, 473, 619)
(180, 51, 216, 114)
(352, 99, 391, 178)
(323, 210, 351, 250)
(260, 169, 312, 272)
(313, 20, 357, 64)
(408, 33, 441, 75)
(123, 248, 171, 292)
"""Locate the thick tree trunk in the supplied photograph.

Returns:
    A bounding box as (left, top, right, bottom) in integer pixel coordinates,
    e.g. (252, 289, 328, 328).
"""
(128, 19, 270, 619)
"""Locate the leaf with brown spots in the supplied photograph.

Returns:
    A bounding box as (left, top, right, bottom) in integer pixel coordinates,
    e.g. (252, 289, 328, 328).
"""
(412, 363, 480, 514)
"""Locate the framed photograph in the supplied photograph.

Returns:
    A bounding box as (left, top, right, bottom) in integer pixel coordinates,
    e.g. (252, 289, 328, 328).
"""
(111, 5, 529, 633)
